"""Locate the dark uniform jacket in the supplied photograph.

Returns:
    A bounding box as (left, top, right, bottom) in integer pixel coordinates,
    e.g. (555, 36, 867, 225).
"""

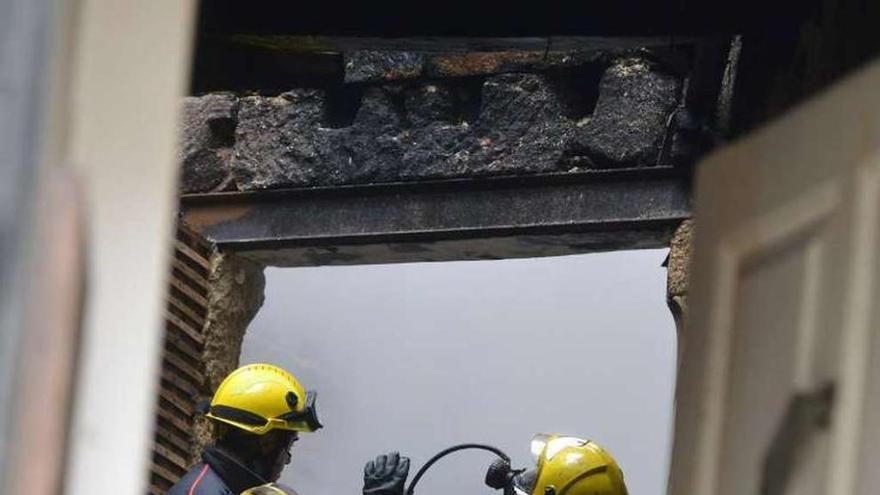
(165, 447, 266, 495)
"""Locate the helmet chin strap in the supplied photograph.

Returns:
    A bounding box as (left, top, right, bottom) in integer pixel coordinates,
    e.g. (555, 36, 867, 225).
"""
(215, 427, 296, 484)
(213, 445, 272, 484)
(258, 434, 296, 481)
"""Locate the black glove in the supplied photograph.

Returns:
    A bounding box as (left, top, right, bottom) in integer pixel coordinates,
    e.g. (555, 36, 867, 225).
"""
(364, 452, 410, 495)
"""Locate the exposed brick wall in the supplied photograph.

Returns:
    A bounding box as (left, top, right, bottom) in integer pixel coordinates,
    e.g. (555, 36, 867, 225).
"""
(149, 226, 213, 494)
(148, 226, 265, 494)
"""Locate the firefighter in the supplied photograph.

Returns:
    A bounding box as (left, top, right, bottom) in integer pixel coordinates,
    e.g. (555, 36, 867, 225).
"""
(509, 434, 628, 495)
(360, 434, 627, 495)
(165, 363, 322, 495)
(239, 434, 626, 495)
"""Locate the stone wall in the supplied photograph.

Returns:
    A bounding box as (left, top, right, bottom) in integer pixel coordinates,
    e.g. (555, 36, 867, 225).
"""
(666, 219, 693, 366)
(190, 250, 266, 458)
(179, 50, 690, 193)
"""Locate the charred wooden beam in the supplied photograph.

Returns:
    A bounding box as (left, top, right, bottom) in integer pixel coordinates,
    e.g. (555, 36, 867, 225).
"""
(196, 1, 804, 38)
(189, 33, 697, 93)
(221, 35, 700, 55)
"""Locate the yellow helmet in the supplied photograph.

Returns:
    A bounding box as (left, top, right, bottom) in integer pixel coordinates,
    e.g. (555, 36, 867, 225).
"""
(240, 483, 299, 495)
(205, 363, 322, 435)
(513, 434, 628, 495)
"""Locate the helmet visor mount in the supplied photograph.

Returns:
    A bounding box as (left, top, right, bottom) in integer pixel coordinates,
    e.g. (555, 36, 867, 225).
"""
(512, 469, 538, 495)
(278, 390, 322, 431)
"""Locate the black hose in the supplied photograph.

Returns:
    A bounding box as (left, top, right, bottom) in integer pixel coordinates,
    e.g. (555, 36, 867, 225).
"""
(404, 444, 510, 495)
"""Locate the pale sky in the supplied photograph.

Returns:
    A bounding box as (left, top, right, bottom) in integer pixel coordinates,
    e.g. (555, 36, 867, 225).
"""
(241, 249, 676, 495)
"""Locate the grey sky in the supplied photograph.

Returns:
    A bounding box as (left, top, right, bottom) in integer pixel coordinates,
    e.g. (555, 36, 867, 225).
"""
(241, 249, 676, 495)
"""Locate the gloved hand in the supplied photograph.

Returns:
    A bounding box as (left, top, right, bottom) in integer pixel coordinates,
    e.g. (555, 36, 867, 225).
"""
(364, 452, 410, 495)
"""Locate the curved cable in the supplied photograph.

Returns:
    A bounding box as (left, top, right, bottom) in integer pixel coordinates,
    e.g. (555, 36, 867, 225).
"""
(405, 444, 510, 495)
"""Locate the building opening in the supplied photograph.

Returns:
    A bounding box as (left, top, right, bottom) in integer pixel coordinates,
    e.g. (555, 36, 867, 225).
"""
(241, 250, 676, 495)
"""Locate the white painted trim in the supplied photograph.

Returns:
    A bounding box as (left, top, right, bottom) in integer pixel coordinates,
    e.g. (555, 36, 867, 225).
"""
(827, 155, 880, 495)
(57, 1, 196, 493)
(693, 179, 841, 495)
